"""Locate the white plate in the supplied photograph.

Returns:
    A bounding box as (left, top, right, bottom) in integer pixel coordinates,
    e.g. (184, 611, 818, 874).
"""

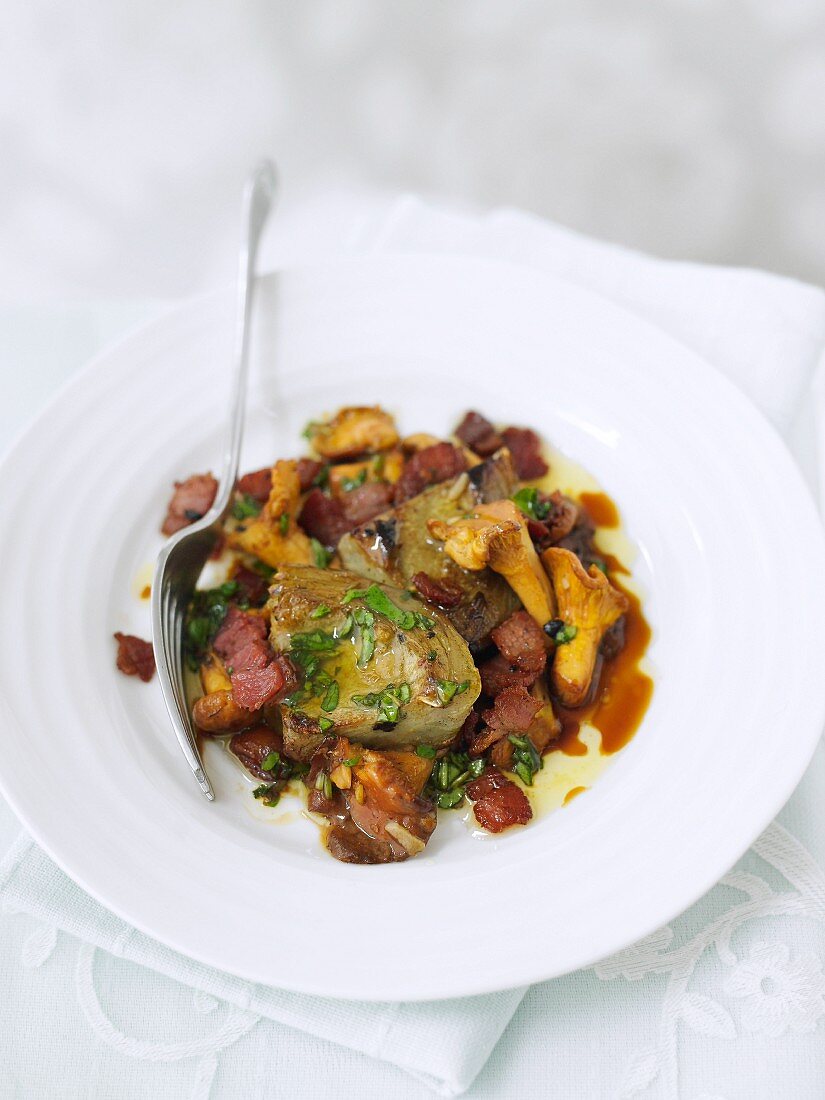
(1, 255, 823, 1002)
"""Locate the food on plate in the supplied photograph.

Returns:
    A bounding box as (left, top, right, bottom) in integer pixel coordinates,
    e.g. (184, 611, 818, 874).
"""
(113, 632, 155, 682)
(120, 406, 652, 863)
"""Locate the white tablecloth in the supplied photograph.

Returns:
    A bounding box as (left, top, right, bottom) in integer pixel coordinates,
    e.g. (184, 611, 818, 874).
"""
(1, 198, 824, 1099)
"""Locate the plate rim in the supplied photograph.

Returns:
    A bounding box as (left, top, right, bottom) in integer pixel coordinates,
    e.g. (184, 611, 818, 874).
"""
(1, 252, 824, 1001)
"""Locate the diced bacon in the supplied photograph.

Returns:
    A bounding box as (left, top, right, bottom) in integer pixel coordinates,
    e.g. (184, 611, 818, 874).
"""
(482, 685, 542, 734)
(526, 494, 577, 548)
(113, 633, 155, 682)
(393, 443, 467, 503)
(231, 661, 286, 710)
(161, 473, 218, 535)
(457, 709, 481, 752)
(411, 571, 463, 609)
(527, 518, 551, 543)
(298, 488, 351, 547)
(501, 427, 548, 480)
(213, 608, 295, 709)
(479, 653, 537, 696)
(213, 607, 268, 666)
(546, 492, 579, 542)
(342, 482, 394, 526)
(455, 411, 503, 457)
(229, 727, 284, 779)
(236, 467, 272, 502)
(467, 723, 506, 757)
(489, 738, 515, 771)
(232, 565, 270, 607)
(491, 611, 547, 675)
(466, 767, 532, 832)
(296, 458, 324, 492)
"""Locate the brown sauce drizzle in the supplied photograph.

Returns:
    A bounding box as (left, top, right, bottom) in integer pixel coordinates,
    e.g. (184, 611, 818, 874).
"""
(580, 491, 619, 528)
(563, 786, 586, 805)
(549, 489, 653, 758)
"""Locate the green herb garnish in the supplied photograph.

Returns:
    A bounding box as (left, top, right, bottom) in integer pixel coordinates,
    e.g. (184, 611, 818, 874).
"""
(252, 784, 281, 807)
(436, 788, 463, 810)
(415, 744, 436, 759)
(183, 581, 242, 669)
(344, 583, 435, 632)
(340, 468, 367, 492)
(261, 752, 280, 772)
(544, 618, 577, 644)
(343, 755, 362, 767)
(351, 682, 410, 725)
(279, 512, 289, 534)
(342, 587, 370, 605)
(508, 734, 542, 786)
(312, 464, 330, 489)
(318, 717, 334, 732)
(309, 604, 331, 619)
(512, 487, 551, 522)
(310, 538, 331, 568)
(321, 680, 339, 712)
(352, 606, 375, 668)
(314, 771, 333, 799)
(435, 679, 470, 705)
(232, 494, 262, 521)
(289, 630, 340, 656)
(425, 750, 485, 809)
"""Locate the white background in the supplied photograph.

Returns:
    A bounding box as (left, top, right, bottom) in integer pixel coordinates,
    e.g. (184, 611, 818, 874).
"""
(3, 0, 825, 302)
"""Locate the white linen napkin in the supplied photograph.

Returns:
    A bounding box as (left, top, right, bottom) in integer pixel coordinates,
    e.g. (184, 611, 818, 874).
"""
(2, 196, 825, 1098)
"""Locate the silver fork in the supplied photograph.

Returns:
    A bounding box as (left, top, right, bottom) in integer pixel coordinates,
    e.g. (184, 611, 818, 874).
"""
(151, 160, 277, 800)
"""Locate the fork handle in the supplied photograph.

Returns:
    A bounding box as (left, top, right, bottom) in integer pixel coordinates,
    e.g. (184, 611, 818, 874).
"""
(213, 161, 278, 515)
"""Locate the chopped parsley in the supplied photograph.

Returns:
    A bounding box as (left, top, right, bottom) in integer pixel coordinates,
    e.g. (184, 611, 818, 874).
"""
(508, 734, 542, 786)
(309, 604, 331, 619)
(312, 464, 330, 489)
(183, 580, 241, 669)
(340, 468, 367, 492)
(351, 682, 410, 726)
(252, 784, 281, 807)
(283, 630, 341, 707)
(310, 538, 331, 568)
(415, 744, 436, 759)
(425, 750, 485, 810)
(512, 486, 551, 522)
(343, 584, 434, 632)
(435, 678, 470, 705)
(278, 512, 289, 534)
(544, 619, 577, 644)
(232, 494, 262, 521)
(289, 630, 340, 656)
(352, 606, 375, 668)
(320, 680, 339, 712)
(261, 752, 280, 772)
(314, 771, 333, 799)
(318, 716, 334, 732)
(342, 755, 362, 767)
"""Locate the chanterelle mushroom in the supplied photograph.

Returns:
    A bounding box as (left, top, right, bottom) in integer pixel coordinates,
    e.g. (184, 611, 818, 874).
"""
(541, 547, 629, 707)
(308, 406, 399, 460)
(428, 500, 556, 628)
(227, 459, 313, 567)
